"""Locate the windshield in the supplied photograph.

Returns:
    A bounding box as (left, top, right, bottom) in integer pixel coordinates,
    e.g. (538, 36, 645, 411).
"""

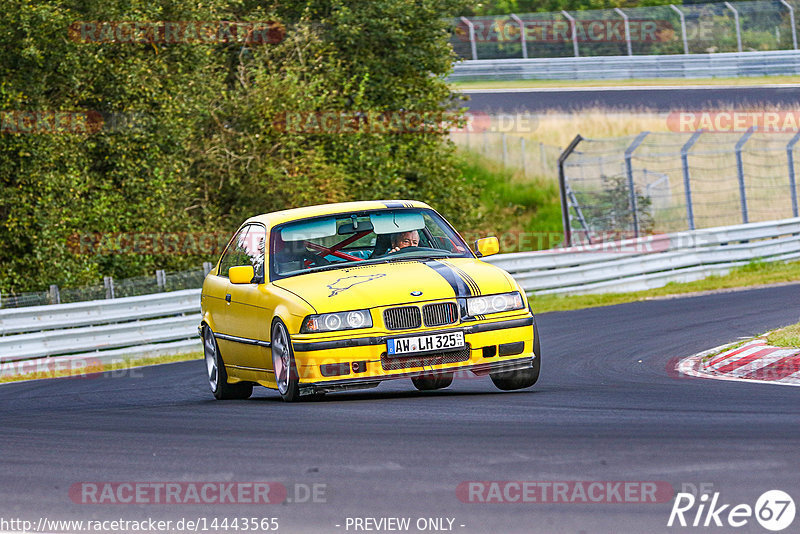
(270, 208, 472, 279)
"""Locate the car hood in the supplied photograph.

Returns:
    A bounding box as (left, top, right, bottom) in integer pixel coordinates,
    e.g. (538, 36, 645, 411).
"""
(272, 258, 516, 313)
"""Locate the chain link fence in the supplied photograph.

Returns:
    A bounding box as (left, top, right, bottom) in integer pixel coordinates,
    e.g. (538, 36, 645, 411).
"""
(453, 0, 800, 60)
(560, 130, 800, 245)
(0, 265, 212, 309)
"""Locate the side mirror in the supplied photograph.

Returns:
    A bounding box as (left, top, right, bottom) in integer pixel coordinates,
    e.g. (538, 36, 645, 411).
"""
(229, 265, 256, 284)
(474, 236, 499, 258)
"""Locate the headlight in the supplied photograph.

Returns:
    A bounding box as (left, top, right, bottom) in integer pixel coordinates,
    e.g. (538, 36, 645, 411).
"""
(300, 309, 373, 333)
(466, 292, 524, 317)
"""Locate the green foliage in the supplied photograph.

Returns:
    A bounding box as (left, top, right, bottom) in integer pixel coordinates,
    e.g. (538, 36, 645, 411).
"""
(1, 0, 487, 293)
(578, 175, 654, 238)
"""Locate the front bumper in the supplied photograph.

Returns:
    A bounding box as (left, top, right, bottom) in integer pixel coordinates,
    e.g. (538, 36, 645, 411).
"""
(291, 315, 537, 390)
(299, 355, 535, 394)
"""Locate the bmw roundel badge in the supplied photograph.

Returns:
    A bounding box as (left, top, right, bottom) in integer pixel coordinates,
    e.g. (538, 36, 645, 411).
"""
(410, 291, 423, 296)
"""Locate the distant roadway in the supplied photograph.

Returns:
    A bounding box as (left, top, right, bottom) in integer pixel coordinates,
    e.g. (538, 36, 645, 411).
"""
(461, 84, 800, 112)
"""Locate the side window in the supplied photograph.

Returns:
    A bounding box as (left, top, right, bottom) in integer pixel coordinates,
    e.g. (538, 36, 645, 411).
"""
(246, 225, 267, 280)
(218, 224, 267, 280)
(218, 226, 252, 278)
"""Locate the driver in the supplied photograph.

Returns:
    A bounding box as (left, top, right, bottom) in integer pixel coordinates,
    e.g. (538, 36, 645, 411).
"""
(388, 230, 419, 253)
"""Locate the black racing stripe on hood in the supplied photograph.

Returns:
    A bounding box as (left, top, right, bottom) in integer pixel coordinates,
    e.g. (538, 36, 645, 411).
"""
(445, 261, 481, 296)
(424, 260, 473, 297)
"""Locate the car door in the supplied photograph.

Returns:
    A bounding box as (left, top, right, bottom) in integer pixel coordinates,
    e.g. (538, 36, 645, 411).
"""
(222, 224, 274, 375)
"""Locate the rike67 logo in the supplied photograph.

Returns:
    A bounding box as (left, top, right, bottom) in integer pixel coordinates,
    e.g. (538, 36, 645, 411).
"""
(668, 490, 795, 531)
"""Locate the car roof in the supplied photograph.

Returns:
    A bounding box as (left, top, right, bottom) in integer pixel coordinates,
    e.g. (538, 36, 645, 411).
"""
(243, 200, 433, 228)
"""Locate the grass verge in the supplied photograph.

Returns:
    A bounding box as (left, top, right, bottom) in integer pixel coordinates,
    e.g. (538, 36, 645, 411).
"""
(0, 351, 201, 384)
(530, 260, 800, 313)
(766, 322, 800, 348)
(451, 75, 800, 91)
(457, 150, 563, 252)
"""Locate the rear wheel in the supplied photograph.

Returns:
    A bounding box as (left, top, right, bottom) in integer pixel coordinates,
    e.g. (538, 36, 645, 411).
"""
(490, 323, 541, 391)
(203, 326, 253, 400)
(411, 372, 454, 391)
(271, 319, 301, 402)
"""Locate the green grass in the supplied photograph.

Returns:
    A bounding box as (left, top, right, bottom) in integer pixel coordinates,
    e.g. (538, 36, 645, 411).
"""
(457, 151, 563, 252)
(450, 75, 800, 91)
(766, 322, 800, 348)
(0, 351, 201, 384)
(530, 260, 800, 313)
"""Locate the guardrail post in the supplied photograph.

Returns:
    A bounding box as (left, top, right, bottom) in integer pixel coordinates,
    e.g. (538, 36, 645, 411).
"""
(520, 137, 527, 176)
(558, 134, 584, 247)
(787, 131, 800, 217)
(624, 131, 650, 238)
(614, 8, 633, 56)
(681, 130, 703, 231)
(48, 284, 60, 305)
(510, 14, 528, 59)
(483, 130, 488, 155)
(203, 262, 214, 277)
(104, 276, 115, 299)
(156, 270, 166, 291)
(561, 11, 579, 57)
(725, 2, 743, 53)
(670, 5, 689, 55)
(735, 126, 755, 224)
(460, 17, 478, 60)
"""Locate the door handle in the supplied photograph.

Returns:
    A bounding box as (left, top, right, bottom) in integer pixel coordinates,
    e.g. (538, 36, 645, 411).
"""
(225, 294, 231, 303)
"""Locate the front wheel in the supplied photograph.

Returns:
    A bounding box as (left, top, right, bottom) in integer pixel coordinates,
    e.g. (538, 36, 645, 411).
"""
(490, 324, 541, 391)
(271, 319, 301, 402)
(411, 372, 454, 391)
(203, 326, 253, 400)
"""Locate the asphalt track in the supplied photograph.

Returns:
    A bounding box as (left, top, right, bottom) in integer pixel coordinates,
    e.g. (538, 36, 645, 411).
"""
(2, 284, 799, 533)
(461, 85, 800, 112)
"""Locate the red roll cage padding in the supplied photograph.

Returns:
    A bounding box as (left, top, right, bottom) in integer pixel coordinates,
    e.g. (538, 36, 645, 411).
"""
(303, 230, 372, 262)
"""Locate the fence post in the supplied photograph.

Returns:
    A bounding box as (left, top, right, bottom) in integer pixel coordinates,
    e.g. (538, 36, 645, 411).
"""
(156, 269, 166, 291)
(669, 5, 689, 55)
(510, 14, 528, 59)
(460, 17, 478, 61)
(539, 142, 547, 174)
(614, 8, 633, 56)
(735, 127, 755, 224)
(724, 2, 743, 53)
(624, 131, 650, 238)
(104, 276, 115, 299)
(49, 284, 61, 305)
(501, 132, 508, 167)
(558, 135, 584, 247)
(780, 0, 798, 50)
(787, 131, 800, 217)
(681, 130, 703, 231)
(561, 11, 579, 57)
(520, 137, 527, 177)
(203, 262, 214, 277)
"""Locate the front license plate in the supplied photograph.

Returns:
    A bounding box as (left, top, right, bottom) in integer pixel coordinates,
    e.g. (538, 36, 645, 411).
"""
(387, 331, 465, 356)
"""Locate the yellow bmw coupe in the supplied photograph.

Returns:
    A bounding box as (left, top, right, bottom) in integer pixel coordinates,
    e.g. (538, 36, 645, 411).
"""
(199, 200, 540, 401)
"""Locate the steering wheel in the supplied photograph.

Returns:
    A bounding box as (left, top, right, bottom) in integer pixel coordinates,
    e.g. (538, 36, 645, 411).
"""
(386, 246, 428, 255)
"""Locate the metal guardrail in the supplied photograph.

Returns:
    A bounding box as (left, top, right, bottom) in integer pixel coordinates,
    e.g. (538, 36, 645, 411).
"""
(486, 217, 800, 294)
(2, 218, 799, 368)
(448, 50, 800, 81)
(0, 289, 202, 367)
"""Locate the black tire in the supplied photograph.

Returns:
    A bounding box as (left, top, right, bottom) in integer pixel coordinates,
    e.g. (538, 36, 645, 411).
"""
(203, 325, 253, 400)
(271, 318, 301, 402)
(411, 372, 454, 391)
(490, 323, 541, 391)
